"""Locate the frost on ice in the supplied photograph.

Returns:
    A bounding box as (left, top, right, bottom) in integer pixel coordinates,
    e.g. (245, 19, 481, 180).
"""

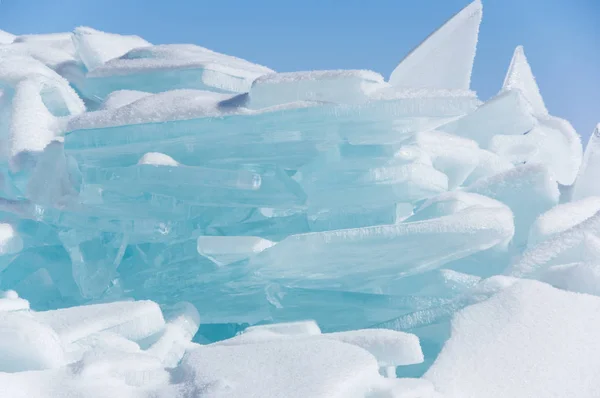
(0, 0, 597, 397)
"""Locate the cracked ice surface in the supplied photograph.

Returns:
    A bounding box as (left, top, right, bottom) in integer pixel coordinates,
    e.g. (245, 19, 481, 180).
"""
(0, 0, 596, 397)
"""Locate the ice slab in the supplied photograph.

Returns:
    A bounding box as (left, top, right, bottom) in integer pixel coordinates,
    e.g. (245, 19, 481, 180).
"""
(13, 33, 75, 52)
(100, 90, 152, 110)
(407, 191, 507, 223)
(32, 300, 165, 344)
(528, 196, 600, 247)
(409, 130, 481, 188)
(426, 280, 600, 398)
(0, 312, 65, 372)
(489, 115, 582, 185)
(249, 70, 386, 108)
(501, 46, 548, 116)
(250, 204, 514, 288)
(572, 124, 600, 200)
(77, 44, 274, 100)
(509, 209, 600, 277)
(197, 236, 275, 266)
(168, 339, 384, 398)
(297, 145, 449, 209)
(0, 41, 77, 69)
(68, 89, 239, 130)
(73, 26, 151, 71)
(389, 0, 482, 90)
(440, 89, 535, 147)
(465, 164, 559, 245)
(216, 323, 424, 367)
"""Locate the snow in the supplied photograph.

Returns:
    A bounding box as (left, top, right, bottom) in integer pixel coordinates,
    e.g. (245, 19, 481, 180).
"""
(426, 280, 600, 398)
(138, 152, 179, 166)
(0, 29, 15, 44)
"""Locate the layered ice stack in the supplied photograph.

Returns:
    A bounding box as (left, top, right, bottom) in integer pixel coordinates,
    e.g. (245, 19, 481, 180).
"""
(0, 1, 599, 397)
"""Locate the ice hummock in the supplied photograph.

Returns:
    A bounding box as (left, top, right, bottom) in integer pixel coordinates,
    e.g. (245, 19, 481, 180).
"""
(0, 1, 595, 397)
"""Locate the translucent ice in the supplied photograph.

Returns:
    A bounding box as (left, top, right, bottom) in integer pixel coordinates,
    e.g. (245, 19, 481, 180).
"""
(73, 27, 151, 72)
(501, 46, 548, 116)
(249, 70, 386, 108)
(250, 204, 514, 287)
(389, 0, 482, 90)
(76, 44, 274, 101)
(572, 124, 600, 200)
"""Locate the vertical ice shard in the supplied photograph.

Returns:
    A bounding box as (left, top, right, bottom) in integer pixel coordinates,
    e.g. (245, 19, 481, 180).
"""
(502, 46, 548, 116)
(389, 0, 482, 90)
(572, 124, 600, 201)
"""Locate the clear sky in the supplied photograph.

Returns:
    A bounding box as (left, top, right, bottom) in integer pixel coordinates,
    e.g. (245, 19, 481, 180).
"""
(0, 0, 598, 139)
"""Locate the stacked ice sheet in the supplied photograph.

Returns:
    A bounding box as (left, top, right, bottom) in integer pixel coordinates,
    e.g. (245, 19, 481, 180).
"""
(0, 0, 599, 396)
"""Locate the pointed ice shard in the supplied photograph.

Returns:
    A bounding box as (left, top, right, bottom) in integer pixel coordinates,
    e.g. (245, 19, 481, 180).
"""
(389, 0, 482, 90)
(572, 124, 600, 200)
(502, 46, 548, 116)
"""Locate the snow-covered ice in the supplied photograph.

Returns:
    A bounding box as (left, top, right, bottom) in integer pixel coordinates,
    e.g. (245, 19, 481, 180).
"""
(0, 0, 596, 396)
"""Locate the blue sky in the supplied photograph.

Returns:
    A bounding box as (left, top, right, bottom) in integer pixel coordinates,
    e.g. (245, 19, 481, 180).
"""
(1, 0, 598, 138)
